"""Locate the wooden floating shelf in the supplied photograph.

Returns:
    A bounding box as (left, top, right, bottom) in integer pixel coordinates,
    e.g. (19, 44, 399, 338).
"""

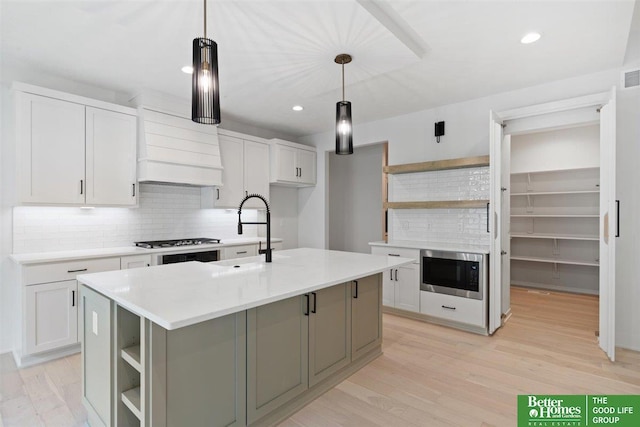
(384, 155, 490, 174)
(385, 200, 489, 209)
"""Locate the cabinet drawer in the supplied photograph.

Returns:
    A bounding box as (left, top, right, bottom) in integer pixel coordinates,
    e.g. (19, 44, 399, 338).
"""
(419, 291, 486, 327)
(24, 257, 121, 285)
(222, 244, 258, 259)
(371, 246, 420, 263)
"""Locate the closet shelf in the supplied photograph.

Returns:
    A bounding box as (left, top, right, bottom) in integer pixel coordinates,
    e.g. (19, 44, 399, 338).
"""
(121, 387, 142, 420)
(511, 214, 599, 218)
(385, 200, 489, 209)
(511, 233, 599, 241)
(384, 155, 489, 174)
(511, 190, 599, 196)
(510, 255, 599, 267)
(510, 166, 599, 176)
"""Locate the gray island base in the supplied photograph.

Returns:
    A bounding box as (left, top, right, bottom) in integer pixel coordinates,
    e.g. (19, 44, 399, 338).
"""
(77, 248, 413, 426)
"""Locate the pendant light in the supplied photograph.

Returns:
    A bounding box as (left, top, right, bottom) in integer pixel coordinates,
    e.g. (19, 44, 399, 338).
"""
(335, 54, 353, 155)
(192, 0, 220, 125)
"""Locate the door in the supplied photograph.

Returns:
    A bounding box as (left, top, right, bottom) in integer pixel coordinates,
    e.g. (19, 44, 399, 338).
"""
(217, 135, 244, 208)
(246, 295, 308, 424)
(599, 88, 617, 361)
(381, 268, 395, 307)
(17, 93, 85, 204)
(25, 280, 78, 354)
(308, 283, 351, 387)
(274, 144, 298, 182)
(394, 265, 420, 313)
(501, 135, 511, 318)
(351, 274, 382, 360)
(297, 149, 317, 185)
(488, 110, 504, 334)
(85, 107, 137, 206)
(243, 140, 270, 208)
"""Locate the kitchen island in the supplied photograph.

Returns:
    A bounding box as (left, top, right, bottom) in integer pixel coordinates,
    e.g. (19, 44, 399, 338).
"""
(77, 248, 413, 427)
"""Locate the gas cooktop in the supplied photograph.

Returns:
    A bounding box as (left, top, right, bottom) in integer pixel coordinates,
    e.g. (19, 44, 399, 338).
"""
(134, 238, 221, 249)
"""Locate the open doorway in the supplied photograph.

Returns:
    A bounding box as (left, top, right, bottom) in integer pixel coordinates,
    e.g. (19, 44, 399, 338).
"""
(328, 143, 385, 253)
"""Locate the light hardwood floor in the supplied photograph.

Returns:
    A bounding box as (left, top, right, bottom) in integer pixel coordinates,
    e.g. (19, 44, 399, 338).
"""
(1, 287, 639, 426)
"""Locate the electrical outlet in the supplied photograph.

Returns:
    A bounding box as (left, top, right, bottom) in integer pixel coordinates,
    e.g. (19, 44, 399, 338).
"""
(92, 311, 98, 335)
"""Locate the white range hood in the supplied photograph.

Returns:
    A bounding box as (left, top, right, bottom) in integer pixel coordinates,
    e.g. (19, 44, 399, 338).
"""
(136, 107, 223, 187)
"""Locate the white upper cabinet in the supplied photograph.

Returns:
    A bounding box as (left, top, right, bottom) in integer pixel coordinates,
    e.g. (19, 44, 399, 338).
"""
(270, 139, 316, 187)
(17, 93, 86, 205)
(14, 84, 137, 206)
(210, 133, 270, 209)
(85, 107, 137, 205)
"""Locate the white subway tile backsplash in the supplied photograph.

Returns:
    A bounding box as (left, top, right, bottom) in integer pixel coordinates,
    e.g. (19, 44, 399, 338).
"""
(13, 183, 259, 254)
(389, 166, 490, 246)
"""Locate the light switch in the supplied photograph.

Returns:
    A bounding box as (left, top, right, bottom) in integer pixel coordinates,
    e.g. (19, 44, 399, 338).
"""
(92, 311, 98, 335)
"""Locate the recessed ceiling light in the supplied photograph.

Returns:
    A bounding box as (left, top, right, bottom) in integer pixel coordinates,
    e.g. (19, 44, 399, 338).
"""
(181, 65, 193, 74)
(521, 32, 541, 44)
(292, 105, 304, 111)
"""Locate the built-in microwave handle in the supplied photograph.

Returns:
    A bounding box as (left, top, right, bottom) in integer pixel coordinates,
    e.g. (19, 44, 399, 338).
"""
(441, 305, 456, 310)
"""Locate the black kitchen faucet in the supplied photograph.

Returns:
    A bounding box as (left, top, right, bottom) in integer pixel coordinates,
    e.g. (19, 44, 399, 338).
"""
(237, 193, 272, 263)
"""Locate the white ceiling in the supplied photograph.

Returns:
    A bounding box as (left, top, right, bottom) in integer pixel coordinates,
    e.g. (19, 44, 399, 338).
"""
(1, 0, 635, 137)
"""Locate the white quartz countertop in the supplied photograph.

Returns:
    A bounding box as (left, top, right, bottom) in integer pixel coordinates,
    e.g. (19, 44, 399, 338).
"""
(77, 248, 413, 330)
(10, 237, 283, 265)
(369, 240, 490, 254)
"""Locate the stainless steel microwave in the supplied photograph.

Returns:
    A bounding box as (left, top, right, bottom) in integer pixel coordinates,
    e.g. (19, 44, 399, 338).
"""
(420, 250, 487, 300)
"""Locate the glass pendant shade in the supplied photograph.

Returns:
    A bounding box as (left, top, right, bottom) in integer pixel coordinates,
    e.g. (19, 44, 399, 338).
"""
(335, 100, 353, 155)
(192, 37, 220, 125)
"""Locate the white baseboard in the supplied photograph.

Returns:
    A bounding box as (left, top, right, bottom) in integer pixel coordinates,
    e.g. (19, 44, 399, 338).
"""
(13, 343, 80, 368)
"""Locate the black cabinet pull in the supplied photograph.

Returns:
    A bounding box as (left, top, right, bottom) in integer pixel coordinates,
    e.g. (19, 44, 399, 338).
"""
(132, 183, 136, 197)
(236, 251, 247, 254)
(394, 269, 398, 281)
(616, 200, 620, 237)
(442, 305, 456, 310)
(216, 188, 220, 200)
(80, 179, 84, 195)
(72, 290, 76, 307)
(389, 269, 393, 280)
(486, 202, 490, 233)
(353, 280, 358, 299)
(388, 253, 400, 257)
(304, 294, 309, 316)
(311, 292, 317, 314)
(67, 268, 88, 273)
(299, 167, 302, 177)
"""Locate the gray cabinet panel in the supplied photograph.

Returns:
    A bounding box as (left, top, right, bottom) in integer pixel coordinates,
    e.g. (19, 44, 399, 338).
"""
(308, 283, 351, 387)
(158, 312, 246, 427)
(351, 274, 382, 360)
(247, 295, 308, 424)
(80, 285, 112, 427)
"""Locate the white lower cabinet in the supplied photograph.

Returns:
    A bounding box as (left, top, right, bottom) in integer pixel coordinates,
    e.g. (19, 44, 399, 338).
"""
(120, 254, 152, 269)
(25, 280, 78, 355)
(222, 244, 258, 260)
(419, 291, 486, 328)
(371, 246, 420, 312)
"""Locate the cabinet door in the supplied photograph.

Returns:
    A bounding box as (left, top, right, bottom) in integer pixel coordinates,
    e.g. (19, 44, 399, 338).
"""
(351, 274, 382, 361)
(382, 268, 395, 307)
(120, 255, 151, 269)
(243, 140, 270, 208)
(394, 265, 420, 313)
(17, 93, 85, 204)
(273, 144, 298, 183)
(217, 135, 244, 208)
(80, 285, 112, 427)
(25, 280, 78, 354)
(297, 149, 316, 185)
(85, 107, 137, 206)
(247, 295, 308, 424)
(308, 283, 351, 387)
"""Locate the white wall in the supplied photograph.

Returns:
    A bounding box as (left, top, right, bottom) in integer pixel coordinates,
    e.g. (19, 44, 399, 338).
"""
(266, 186, 299, 250)
(300, 66, 640, 351)
(328, 144, 383, 253)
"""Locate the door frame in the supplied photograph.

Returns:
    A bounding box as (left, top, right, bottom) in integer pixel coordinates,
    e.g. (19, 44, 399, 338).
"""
(489, 91, 616, 359)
